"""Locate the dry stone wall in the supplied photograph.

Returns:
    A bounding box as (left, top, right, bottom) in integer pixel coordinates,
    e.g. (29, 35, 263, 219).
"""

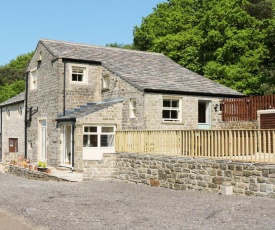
(84, 152, 275, 198)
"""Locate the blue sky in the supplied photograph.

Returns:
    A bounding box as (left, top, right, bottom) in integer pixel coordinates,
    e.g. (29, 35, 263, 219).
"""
(0, 0, 165, 66)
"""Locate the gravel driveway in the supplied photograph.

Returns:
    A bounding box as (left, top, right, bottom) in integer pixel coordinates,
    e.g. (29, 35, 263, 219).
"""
(1, 173, 275, 230)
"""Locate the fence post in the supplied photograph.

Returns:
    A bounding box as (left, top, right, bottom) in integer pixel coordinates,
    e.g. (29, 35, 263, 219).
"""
(191, 130, 195, 157)
(229, 130, 233, 159)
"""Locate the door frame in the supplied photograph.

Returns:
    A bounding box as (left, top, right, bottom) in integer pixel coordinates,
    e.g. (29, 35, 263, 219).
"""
(38, 118, 47, 162)
(198, 100, 211, 129)
(60, 124, 73, 167)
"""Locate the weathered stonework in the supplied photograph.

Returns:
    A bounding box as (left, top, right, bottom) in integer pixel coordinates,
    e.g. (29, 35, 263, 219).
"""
(83, 152, 275, 198)
(1, 102, 25, 162)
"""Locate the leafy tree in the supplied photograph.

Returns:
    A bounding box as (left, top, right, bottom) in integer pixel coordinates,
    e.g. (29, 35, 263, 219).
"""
(0, 52, 33, 103)
(0, 52, 33, 86)
(106, 43, 134, 50)
(133, 0, 275, 95)
(0, 80, 25, 103)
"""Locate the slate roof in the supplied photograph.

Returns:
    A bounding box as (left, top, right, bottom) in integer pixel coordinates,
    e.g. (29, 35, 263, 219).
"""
(0, 92, 25, 107)
(40, 39, 243, 97)
(56, 97, 123, 120)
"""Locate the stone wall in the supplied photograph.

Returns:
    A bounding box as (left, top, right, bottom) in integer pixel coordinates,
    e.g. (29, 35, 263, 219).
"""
(1, 102, 25, 162)
(82, 153, 118, 180)
(143, 94, 223, 130)
(84, 152, 275, 198)
(8, 165, 69, 182)
(219, 121, 258, 129)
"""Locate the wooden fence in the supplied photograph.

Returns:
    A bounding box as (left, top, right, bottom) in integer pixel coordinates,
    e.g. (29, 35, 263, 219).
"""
(115, 130, 275, 163)
(222, 95, 275, 121)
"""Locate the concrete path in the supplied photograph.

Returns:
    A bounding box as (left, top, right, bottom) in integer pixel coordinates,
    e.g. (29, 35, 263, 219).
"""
(0, 208, 47, 230)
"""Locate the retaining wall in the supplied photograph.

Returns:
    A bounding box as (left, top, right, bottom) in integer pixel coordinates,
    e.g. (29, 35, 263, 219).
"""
(87, 153, 275, 198)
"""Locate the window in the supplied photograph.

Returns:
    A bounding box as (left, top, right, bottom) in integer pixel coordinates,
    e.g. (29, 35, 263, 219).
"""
(71, 66, 86, 82)
(102, 75, 110, 90)
(83, 126, 115, 147)
(6, 107, 10, 118)
(162, 98, 181, 122)
(129, 99, 137, 118)
(18, 104, 23, 116)
(30, 69, 37, 89)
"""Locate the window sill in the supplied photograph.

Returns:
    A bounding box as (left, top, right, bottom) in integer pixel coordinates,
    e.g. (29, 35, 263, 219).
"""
(101, 88, 109, 92)
(161, 122, 184, 125)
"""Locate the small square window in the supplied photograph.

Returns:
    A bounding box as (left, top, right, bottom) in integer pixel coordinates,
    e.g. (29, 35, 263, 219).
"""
(129, 99, 137, 118)
(162, 98, 181, 122)
(71, 67, 85, 82)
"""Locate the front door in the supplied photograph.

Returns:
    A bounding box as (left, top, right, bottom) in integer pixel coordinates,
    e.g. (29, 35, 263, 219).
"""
(198, 101, 211, 129)
(9, 138, 18, 152)
(61, 125, 72, 166)
(39, 120, 47, 161)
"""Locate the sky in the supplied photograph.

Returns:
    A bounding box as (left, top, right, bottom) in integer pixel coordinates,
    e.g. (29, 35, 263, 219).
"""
(0, 0, 165, 66)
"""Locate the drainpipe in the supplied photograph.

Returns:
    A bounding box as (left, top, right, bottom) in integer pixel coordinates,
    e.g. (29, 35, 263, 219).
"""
(24, 72, 29, 160)
(71, 119, 76, 171)
(63, 60, 66, 116)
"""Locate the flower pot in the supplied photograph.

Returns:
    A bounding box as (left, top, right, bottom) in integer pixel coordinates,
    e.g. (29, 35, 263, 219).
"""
(37, 167, 47, 172)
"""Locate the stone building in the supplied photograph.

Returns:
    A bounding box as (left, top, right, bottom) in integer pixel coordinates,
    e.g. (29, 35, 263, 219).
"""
(0, 92, 25, 162)
(18, 39, 242, 170)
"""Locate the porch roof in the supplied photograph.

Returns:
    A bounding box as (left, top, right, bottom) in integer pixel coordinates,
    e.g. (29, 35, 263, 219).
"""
(39, 39, 244, 98)
(56, 97, 123, 121)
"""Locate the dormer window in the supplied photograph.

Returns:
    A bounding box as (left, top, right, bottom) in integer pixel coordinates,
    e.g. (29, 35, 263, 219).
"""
(71, 66, 86, 82)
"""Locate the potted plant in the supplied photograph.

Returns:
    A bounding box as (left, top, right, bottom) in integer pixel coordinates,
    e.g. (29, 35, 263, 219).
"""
(37, 161, 47, 172)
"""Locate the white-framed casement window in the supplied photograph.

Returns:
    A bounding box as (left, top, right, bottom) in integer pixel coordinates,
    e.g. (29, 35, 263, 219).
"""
(101, 75, 110, 90)
(30, 69, 37, 90)
(83, 126, 115, 148)
(162, 98, 181, 122)
(71, 66, 87, 83)
(129, 98, 137, 118)
(18, 104, 23, 117)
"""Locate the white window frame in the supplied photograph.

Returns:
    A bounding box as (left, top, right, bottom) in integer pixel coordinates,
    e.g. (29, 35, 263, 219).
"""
(69, 64, 88, 84)
(129, 98, 137, 118)
(30, 68, 37, 90)
(162, 97, 182, 122)
(38, 118, 47, 162)
(101, 75, 110, 90)
(83, 126, 115, 148)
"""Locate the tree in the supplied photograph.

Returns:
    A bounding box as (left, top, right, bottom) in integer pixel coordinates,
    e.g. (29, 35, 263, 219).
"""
(106, 43, 134, 50)
(0, 52, 33, 86)
(0, 80, 25, 103)
(133, 0, 275, 95)
(0, 52, 33, 102)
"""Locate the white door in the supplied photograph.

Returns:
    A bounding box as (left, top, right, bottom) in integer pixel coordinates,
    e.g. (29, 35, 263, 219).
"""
(61, 125, 72, 166)
(39, 120, 47, 161)
(198, 101, 211, 129)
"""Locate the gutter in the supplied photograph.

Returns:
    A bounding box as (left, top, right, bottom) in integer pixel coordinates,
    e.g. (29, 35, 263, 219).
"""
(143, 88, 244, 98)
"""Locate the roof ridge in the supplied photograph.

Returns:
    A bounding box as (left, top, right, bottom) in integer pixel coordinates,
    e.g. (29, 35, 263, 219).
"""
(40, 39, 164, 56)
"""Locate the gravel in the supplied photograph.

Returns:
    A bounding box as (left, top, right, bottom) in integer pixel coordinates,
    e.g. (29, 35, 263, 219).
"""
(1, 173, 275, 230)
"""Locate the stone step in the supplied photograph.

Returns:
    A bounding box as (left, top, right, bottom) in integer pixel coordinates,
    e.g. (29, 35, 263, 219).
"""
(55, 166, 71, 171)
